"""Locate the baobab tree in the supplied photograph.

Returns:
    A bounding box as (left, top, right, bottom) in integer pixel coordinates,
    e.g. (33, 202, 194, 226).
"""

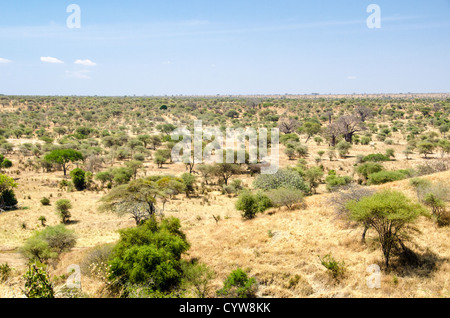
(355, 106, 373, 122)
(335, 115, 366, 143)
(278, 117, 300, 134)
(323, 122, 341, 147)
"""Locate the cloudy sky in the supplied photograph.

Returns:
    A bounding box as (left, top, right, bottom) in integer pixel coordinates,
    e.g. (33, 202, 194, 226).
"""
(0, 0, 449, 96)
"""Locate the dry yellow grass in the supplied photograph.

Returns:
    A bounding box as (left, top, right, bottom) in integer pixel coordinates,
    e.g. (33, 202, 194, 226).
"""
(0, 137, 449, 298)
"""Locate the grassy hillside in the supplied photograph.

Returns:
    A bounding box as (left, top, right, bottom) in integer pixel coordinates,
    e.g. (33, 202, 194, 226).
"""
(0, 95, 448, 298)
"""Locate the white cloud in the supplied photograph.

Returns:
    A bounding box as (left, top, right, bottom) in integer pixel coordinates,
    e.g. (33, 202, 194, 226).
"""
(0, 58, 12, 64)
(65, 70, 91, 79)
(347, 76, 357, 80)
(74, 59, 97, 67)
(41, 56, 64, 64)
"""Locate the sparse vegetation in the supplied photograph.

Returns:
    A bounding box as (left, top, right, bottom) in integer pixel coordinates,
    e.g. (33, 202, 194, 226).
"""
(0, 94, 448, 299)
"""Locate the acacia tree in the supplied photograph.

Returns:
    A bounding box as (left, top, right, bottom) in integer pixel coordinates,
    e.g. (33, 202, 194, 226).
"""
(213, 163, 242, 185)
(346, 190, 427, 268)
(44, 149, 84, 176)
(299, 121, 321, 143)
(417, 141, 435, 159)
(330, 184, 376, 242)
(99, 178, 160, 225)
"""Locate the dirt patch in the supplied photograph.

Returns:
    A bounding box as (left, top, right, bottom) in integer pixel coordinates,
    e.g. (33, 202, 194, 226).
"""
(0, 250, 27, 269)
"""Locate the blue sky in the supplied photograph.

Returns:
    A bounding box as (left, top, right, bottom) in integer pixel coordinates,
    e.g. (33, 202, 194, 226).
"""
(0, 0, 449, 96)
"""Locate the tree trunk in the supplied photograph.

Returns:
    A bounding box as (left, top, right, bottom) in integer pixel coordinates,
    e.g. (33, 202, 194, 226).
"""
(331, 135, 336, 147)
(361, 225, 369, 243)
(345, 133, 353, 143)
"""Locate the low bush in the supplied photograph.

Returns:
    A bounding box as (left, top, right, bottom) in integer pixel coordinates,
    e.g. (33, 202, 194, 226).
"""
(40, 197, 51, 206)
(367, 170, 409, 185)
(236, 191, 272, 219)
(325, 173, 352, 192)
(355, 162, 384, 182)
(266, 188, 304, 210)
(0, 263, 11, 282)
(362, 153, 391, 162)
(23, 263, 54, 298)
(216, 268, 257, 298)
(20, 225, 77, 263)
(253, 168, 309, 193)
(107, 217, 190, 295)
(319, 254, 345, 280)
(0, 189, 18, 208)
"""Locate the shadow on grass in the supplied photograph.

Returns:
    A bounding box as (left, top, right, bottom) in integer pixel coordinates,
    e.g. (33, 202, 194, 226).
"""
(64, 220, 81, 225)
(388, 246, 447, 278)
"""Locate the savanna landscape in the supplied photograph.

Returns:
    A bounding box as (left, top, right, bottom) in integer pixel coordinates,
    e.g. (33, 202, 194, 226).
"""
(0, 94, 449, 299)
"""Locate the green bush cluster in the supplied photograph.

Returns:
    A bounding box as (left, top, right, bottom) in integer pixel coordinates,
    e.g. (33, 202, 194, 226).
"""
(325, 171, 352, 192)
(235, 191, 272, 219)
(362, 153, 391, 162)
(253, 168, 309, 193)
(216, 268, 257, 298)
(20, 225, 77, 263)
(367, 170, 413, 185)
(108, 217, 190, 294)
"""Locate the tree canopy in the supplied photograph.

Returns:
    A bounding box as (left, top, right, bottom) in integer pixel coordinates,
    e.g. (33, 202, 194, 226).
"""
(44, 149, 84, 176)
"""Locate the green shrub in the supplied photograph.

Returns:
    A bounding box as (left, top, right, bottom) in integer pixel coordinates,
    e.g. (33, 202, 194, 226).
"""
(385, 148, 395, 159)
(360, 136, 371, 145)
(253, 168, 309, 193)
(362, 153, 390, 162)
(266, 188, 304, 210)
(0, 263, 11, 282)
(222, 179, 244, 195)
(23, 263, 54, 298)
(38, 216, 47, 227)
(181, 173, 196, 197)
(319, 254, 345, 280)
(367, 170, 409, 185)
(304, 166, 324, 194)
(1, 158, 13, 169)
(325, 174, 352, 192)
(55, 199, 72, 224)
(95, 171, 114, 188)
(216, 268, 257, 298)
(336, 141, 352, 158)
(181, 261, 216, 298)
(70, 168, 87, 191)
(280, 133, 299, 145)
(356, 162, 384, 181)
(21, 225, 77, 263)
(0, 189, 18, 208)
(236, 191, 271, 219)
(108, 217, 190, 294)
(255, 192, 273, 212)
(40, 197, 51, 206)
